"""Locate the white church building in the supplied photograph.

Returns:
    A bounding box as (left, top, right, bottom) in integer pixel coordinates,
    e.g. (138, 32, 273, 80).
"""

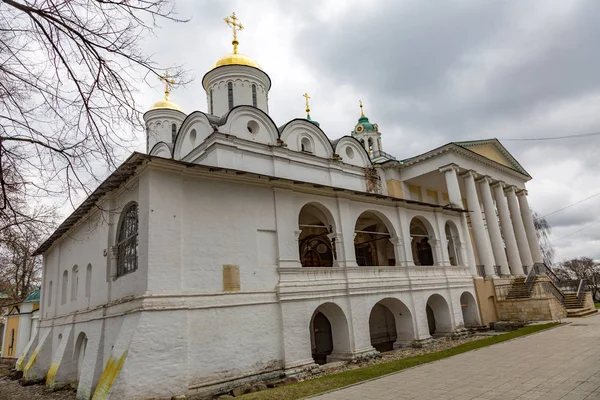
(17, 13, 545, 400)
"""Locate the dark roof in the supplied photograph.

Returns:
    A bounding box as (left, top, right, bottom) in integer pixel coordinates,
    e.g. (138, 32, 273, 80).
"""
(32, 153, 149, 256)
(33, 153, 466, 256)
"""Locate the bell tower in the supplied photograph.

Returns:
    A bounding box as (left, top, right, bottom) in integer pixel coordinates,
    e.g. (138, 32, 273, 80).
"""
(351, 101, 382, 155)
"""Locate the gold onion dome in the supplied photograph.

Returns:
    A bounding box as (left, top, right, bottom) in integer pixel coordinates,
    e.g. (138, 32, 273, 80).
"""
(150, 98, 183, 112)
(212, 12, 262, 71)
(213, 53, 262, 70)
(150, 72, 183, 112)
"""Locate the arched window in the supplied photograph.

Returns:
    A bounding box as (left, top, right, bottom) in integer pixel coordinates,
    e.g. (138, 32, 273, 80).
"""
(171, 123, 177, 143)
(209, 89, 214, 114)
(117, 203, 139, 277)
(71, 265, 78, 302)
(410, 218, 435, 266)
(85, 264, 92, 298)
(252, 84, 257, 107)
(368, 138, 374, 153)
(48, 281, 52, 306)
(228, 82, 234, 110)
(61, 270, 68, 305)
(301, 137, 312, 153)
(445, 222, 462, 266)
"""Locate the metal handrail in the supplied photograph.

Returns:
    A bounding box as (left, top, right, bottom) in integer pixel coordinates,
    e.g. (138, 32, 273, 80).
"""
(371, 150, 397, 160)
(524, 265, 537, 293)
(496, 281, 565, 304)
(493, 265, 501, 276)
(476, 265, 485, 278)
(540, 263, 561, 285)
(576, 279, 587, 306)
(542, 280, 565, 305)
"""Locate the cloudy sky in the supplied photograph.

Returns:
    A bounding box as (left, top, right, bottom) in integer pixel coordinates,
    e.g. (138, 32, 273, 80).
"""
(135, 0, 600, 262)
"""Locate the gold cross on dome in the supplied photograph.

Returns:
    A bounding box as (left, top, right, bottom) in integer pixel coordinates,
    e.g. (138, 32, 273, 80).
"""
(159, 72, 175, 101)
(225, 12, 244, 54)
(303, 93, 311, 114)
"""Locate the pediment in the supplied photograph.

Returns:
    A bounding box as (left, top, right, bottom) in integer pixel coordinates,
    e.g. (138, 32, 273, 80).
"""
(454, 139, 529, 177)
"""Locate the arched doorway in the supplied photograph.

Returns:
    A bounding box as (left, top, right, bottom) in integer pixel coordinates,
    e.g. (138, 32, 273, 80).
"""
(410, 217, 435, 266)
(309, 302, 351, 364)
(311, 312, 332, 364)
(445, 222, 462, 266)
(354, 211, 396, 266)
(298, 203, 336, 268)
(369, 304, 396, 352)
(369, 298, 414, 352)
(74, 332, 88, 379)
(426, 294, 452, 336)
(460, 292, 480, 327)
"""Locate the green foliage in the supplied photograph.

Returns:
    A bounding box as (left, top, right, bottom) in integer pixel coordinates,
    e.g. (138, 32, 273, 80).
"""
(241, 323, 559, 400)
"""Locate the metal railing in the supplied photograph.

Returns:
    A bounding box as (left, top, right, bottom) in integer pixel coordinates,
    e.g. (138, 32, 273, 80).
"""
(494, 265, 502, 276)
(476, 265, 485, 278)
(524, 265, 537, 293)
(558, 280, 579, 293)
(540, 280, 565, 305)
(496, 262, 591, 309)
(495, 281, 565, 303)
(576, 279, 588, 306)
(371, 150, 397, 160)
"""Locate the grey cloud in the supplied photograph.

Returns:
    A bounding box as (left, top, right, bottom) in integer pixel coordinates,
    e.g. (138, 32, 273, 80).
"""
(134, 0, 600, 260)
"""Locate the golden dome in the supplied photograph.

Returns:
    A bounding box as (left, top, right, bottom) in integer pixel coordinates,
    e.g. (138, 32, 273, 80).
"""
(212, 53, 262, 70)
(149, 99, 183, 112)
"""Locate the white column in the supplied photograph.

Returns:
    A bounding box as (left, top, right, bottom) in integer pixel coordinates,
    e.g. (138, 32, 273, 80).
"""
(478, 176, 510, 276)
(505, 186, 534, 269)
(273, 188, 302, 268)
(439, 164, 462, 207)
(434, 211, 451, 266)
(462, 171, 496, 277)
(396, 208, 414, 267)
(492, 182, 523, 275)
(389, 235, 407, 267)
(517, 190, 544, 265)
(439, 164, 476, 274)
(335, 197, 358, 268)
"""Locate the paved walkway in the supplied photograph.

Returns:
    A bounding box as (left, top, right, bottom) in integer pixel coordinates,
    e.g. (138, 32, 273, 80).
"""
(312, 315, 600, 400)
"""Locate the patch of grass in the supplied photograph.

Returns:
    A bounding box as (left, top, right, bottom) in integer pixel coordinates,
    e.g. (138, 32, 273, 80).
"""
(241, 323, 559, 400)
(595, 302, 600, 309)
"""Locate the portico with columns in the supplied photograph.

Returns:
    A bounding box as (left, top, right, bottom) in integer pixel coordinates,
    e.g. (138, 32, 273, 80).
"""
(379, 139, 545, 325)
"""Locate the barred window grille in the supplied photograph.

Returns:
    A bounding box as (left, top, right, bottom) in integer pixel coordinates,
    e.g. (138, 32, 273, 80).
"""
(117, 203, 139, 277)
(228, 82, 234, 110)
(252, 84, 257, 107)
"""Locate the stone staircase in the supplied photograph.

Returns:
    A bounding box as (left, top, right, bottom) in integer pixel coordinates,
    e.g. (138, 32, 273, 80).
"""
(563, 292, 597, 318)
(497, 270, 597, 320)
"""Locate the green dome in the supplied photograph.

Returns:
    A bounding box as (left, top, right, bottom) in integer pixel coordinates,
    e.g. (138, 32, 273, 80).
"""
(307, 114, 320, 127)
(354, 115, 376, 133)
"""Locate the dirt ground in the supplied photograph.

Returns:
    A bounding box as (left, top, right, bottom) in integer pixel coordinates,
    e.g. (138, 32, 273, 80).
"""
(0, 365, 76, 400)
